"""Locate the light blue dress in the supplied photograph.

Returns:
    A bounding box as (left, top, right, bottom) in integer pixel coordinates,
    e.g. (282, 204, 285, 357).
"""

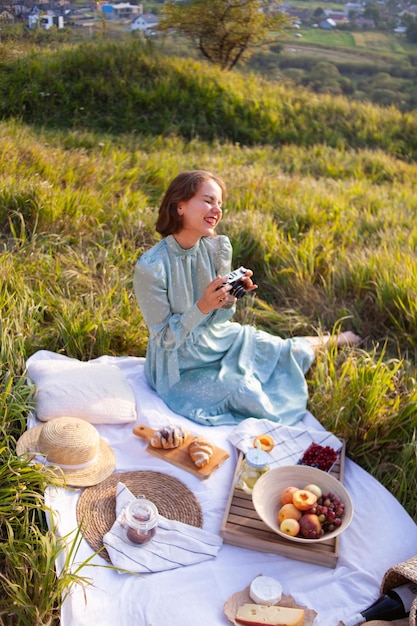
(133, 234, 315, 426)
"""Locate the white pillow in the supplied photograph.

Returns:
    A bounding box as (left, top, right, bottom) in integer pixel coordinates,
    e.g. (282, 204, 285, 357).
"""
(27, 357, 137, 424)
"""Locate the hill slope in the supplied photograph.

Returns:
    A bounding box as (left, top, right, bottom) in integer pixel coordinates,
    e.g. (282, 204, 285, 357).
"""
(1, 39, 417, 159)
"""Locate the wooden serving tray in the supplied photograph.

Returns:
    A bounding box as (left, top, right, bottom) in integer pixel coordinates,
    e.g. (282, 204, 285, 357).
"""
(220, 441, 346, 568)
(133, 424, 230, 480)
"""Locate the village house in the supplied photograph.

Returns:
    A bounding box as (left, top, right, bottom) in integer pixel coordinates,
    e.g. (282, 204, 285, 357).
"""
(131, 12, 159, 32)
(398, 4, 417, 16)
(10, 2, 26, 17)
(281, 6, 310, 23)
(323, 10, 350, 25)
(28, 7, 64, 29)
(319, 17, 337, 29)
(355, 16, 376, 27)
(100, 2, 141, 21)
(344, 2, 365, 16)
(0, 7, 15, 23)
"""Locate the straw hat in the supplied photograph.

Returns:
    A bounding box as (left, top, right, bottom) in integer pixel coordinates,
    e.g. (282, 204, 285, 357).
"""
(16, 417, 116, 487)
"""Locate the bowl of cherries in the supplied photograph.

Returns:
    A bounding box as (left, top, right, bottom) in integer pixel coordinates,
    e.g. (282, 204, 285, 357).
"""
(251, 464, 353, 543)
(297, 442, 339, 472)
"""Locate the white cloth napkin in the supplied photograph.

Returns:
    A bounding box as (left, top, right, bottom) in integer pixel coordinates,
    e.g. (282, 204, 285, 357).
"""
(227, 417, 343, 468)
(103, 483, 223, 574)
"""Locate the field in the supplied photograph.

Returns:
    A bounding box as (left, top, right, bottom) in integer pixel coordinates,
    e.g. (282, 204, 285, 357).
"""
(1, 35, 417, 624)
(289, 0, 345, 9)
(284, 28, 413, 61)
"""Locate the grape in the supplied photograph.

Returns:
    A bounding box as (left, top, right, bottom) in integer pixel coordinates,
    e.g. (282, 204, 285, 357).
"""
(317, 492, 347, 534)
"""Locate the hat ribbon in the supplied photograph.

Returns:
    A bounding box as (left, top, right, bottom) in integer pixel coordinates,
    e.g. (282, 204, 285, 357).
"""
(33, 452, 99, 471)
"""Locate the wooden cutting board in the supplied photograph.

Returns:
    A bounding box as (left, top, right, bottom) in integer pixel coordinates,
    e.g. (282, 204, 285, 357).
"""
(132, 424, 230, 480)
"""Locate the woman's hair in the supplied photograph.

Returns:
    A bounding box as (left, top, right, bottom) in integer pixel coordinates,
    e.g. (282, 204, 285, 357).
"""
(155, 170, 227, 237)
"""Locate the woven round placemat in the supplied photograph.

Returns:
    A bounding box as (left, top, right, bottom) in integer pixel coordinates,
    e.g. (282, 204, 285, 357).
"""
(76, 470, 203, 563)
(381, 556, 417, 626)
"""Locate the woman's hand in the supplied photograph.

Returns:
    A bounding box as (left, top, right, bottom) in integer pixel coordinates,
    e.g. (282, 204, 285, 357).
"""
(241, 269, 258, 293)
(197, 276, 235, 314)
(197, 269, 258, 314)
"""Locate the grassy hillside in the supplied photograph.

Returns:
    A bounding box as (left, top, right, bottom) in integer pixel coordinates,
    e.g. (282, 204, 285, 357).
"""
(0, 38, 417, 157)
(1, 37, 417, 624)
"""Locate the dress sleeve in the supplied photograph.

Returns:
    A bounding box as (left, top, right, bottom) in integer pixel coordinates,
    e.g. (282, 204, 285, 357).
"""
(209, 235, 237, 321)
(213, 235, 233, 276)
(133, 252, 207, 352)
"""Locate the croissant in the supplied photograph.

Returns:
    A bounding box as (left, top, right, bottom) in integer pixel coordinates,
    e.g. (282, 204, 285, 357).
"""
(149, 425, 188, 450)
(188, 437, 215, 468)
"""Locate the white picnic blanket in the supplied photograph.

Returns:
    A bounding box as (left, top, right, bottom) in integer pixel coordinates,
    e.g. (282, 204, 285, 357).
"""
(26, 351, 417, 626)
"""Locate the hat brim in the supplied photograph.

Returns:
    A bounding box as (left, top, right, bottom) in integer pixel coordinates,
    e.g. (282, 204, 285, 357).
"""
(16, 424, 116, 487)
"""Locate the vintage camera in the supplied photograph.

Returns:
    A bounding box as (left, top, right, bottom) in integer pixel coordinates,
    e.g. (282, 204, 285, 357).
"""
(216, 267, 251, 309)
(224, 267, 249, 299)
(218, 267, 248, 309)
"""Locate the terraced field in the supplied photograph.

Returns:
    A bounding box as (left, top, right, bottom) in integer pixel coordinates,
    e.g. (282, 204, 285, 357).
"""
(285, 28, 414, 62)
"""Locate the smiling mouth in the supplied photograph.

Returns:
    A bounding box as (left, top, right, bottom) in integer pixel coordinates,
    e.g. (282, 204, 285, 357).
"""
(205, 217, 218, 226)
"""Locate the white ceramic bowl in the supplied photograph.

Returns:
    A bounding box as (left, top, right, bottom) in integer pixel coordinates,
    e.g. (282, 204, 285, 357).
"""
(251, 465, 353, 543)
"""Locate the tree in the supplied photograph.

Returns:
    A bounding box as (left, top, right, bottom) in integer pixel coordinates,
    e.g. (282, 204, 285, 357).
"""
(158, 0, 290, 71)
(408, 52, 417, 67)
(308, 61, 341, 93)
(362, 4, 382, 25)
(406, 19, 417, 44)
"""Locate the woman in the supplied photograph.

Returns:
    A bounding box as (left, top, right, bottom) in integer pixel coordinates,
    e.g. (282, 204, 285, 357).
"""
(133, 170, 360, 426)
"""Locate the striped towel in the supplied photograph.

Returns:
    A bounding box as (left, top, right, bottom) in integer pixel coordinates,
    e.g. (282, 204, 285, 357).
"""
(227, 417, 342, 468)
(103, 483, 223, 574)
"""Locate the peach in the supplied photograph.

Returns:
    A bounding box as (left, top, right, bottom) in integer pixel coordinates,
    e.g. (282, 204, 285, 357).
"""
(299, 513, 322, 539)
(281, 486, 299, 505)
(253, 434, 275, 452)
(280, 518, 300, 537)
(304, 483, 322, 499)
(278, 503, 302, 524)
(292, 489, 318, 511)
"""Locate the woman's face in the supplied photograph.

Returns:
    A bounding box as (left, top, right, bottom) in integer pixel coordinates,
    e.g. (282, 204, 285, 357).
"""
(176, 179, 223, 248)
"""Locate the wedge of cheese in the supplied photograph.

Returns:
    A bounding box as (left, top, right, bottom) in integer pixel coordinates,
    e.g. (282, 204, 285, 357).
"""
(235, 603, 305, 626)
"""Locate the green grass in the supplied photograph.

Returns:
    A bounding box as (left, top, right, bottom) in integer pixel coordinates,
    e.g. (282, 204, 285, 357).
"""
(298, 29, 357, 49)
(1, 37, 417, 623)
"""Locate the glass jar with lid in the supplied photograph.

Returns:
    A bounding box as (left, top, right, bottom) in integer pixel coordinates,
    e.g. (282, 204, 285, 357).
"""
(122, 495, 159, 545)
(237, 447, 270, 494)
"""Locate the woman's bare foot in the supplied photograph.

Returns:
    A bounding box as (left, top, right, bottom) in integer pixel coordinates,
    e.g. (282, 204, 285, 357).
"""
(306, 331, 362, 351)
(335, 331, 362, 347)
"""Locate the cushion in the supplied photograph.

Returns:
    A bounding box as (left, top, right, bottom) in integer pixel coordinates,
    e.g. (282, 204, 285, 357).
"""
(27, 356, 137, 424)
